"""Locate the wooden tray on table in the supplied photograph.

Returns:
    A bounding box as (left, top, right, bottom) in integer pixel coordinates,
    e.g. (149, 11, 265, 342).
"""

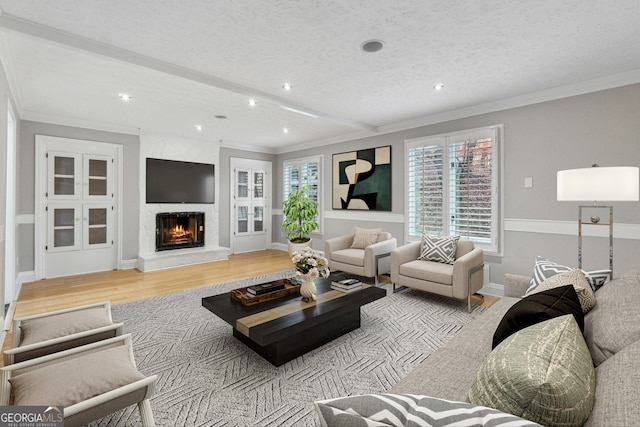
(230, 278, 301, 306)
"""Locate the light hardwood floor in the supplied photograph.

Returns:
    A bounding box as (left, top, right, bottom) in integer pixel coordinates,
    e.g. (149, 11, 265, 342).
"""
(3, 249, 497, 353)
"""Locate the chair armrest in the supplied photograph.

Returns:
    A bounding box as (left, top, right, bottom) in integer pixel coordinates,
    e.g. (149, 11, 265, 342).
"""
(364, 238, 397, 276)
(12, 301, 113, 348)
(3, 322, 125, 365)
(453, 247, 483, 274)
(391, 241, 421, 283)
(365, 238, 397, 257)
(324, 234, 354, 258)
(504, 273, 530, 298)
(452, 247, 484, 299)
(65, 375, 157, 418)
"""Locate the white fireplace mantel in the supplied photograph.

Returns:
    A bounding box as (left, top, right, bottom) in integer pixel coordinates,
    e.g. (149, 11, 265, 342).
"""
(136, 133, 230, 271)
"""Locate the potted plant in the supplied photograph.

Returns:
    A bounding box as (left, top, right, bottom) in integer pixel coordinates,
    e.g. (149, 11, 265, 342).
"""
(282, 185, 318, 255)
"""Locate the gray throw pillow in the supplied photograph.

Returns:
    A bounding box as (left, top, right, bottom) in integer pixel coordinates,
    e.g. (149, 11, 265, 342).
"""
(584, 269, 640, 365)
(469, 315, 596, 427)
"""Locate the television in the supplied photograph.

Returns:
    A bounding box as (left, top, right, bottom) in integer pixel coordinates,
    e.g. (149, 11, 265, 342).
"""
(146, 158, 215, 204)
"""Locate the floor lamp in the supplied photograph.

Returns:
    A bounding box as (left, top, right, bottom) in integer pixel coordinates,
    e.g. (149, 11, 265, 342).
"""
(557, 165, 639, 279)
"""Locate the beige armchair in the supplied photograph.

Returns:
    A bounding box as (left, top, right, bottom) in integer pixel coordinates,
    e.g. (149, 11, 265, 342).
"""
(0, 334, 157, 426)
(391, 240, 484, 311)
(324, 229, 397, 284)
(4, 301, 124, 365)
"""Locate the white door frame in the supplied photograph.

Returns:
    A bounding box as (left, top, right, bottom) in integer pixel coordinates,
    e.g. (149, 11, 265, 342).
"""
(3, 101, 16, 308)
(34, 136, 123, 280)
(229, 157, 272, 254)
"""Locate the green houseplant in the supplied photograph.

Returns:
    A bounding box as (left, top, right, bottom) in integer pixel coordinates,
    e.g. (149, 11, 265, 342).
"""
(282, 186, 318, 250)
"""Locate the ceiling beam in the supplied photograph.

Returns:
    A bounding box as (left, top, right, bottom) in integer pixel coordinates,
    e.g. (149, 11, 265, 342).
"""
(0, 13, 378, 133)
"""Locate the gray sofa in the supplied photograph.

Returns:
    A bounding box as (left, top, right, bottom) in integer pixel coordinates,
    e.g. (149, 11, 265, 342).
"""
(389, 269, 640, 426)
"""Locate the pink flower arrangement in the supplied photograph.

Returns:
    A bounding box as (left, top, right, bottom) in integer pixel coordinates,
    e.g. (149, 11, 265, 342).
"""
(292, 246, 330, 282)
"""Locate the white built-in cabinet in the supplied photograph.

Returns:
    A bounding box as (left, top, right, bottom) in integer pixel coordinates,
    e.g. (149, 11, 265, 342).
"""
(36, 137, 121, 279)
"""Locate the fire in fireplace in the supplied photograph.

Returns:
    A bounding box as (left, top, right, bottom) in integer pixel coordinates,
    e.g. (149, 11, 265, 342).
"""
(156, 212, 204, 251)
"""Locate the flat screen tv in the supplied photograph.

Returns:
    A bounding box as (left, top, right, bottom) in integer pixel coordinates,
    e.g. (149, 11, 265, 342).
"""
(146, 158, 215, 204)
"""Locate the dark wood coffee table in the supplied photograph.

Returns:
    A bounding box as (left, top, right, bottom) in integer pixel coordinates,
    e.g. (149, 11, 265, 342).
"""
(202, 278, 386, 366)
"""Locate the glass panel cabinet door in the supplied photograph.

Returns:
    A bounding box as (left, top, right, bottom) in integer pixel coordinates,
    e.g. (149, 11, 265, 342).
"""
(83, 205, 112, 249)
(236, 205, 249, 234)
(84, 155, 113, 199)
(253, 171, 265, 199)
(253, 205, 264, 232)
(47, 152, 81, 200)
(47, 205, 81, 252)
(237, 170, 249, 199)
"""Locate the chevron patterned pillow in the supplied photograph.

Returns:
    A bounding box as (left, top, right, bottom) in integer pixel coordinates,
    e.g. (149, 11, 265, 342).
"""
(526, 256, 611, 295)
(315, 394, 542, 427)
(419, 235, 460, 264)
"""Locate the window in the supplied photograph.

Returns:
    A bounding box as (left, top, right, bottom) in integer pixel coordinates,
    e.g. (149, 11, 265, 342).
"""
(283, 155, 322, 232)
(405, 126, 500, 253)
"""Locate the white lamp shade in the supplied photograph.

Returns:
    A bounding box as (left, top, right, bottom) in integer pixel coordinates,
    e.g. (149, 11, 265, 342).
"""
(557, 166, 639, 201)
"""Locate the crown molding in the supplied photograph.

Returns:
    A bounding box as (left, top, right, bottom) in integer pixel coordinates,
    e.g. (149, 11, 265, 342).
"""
(21, 110, 141, 135)
(278, 69, 640, 153)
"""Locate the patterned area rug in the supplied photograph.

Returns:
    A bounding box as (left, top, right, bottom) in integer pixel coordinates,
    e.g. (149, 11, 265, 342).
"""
(91, 270, 486, 427)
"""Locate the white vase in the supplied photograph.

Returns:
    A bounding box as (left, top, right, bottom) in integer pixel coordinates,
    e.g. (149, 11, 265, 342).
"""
(300, 279, 317, 302)
(288, 239, 312, 257)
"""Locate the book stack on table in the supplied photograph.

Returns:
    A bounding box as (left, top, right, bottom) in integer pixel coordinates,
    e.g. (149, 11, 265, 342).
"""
(247, 281, 286, 296)
(330, 278, 363, 293)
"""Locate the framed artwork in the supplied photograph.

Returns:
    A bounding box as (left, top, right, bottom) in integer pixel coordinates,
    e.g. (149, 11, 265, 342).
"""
(332, 145, 391, 211)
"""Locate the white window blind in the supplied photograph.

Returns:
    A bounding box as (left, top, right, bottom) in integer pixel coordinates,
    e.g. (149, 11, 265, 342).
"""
(406, 127, 499, 253)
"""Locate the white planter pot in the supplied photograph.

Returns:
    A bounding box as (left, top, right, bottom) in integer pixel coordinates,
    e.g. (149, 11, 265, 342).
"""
(288, 239, 312, 257)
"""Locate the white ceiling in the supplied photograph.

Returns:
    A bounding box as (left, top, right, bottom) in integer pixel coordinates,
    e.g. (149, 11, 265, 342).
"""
(1, 0, 640, 153)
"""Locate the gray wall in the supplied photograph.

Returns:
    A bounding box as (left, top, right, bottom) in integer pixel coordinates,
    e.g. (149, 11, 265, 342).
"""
(218, 147, 277, 248)
(17, 121, 140, 270)
(273, 84, 640, 283)
(12, 84, 640, 286)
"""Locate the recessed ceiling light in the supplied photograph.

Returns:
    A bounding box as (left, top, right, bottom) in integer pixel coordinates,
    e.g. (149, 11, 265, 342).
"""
(248, 99, 257, 106)
(118, 93, 132, 102)
(215, 115, 227, 119)
(433, 83, 445, 91)
(283, 127, 289, 134)
(361, 39, 384, 53)
(195, 124, 202, 131)
(282, 82, 292, 91)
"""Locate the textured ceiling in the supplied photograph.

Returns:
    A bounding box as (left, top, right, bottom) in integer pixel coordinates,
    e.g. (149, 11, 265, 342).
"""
(1, 0, 640, 152)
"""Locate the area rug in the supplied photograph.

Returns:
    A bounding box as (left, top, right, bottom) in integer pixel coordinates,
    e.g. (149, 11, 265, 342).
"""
(91, 270, 486, 427)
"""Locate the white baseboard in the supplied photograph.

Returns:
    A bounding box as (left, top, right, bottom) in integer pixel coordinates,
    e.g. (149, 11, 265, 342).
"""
(271, 243, 288, 252)
(479, 282, 504, 297)
(120, 259, 138, 270)
(15, 271, 35, 298)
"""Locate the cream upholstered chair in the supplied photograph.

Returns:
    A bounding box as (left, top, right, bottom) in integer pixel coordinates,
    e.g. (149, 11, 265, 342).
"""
(4, 301, 124, 365)
(0, 334, 157, 427)
(391, 239, 484, 312)
(324, 227, 397, 284)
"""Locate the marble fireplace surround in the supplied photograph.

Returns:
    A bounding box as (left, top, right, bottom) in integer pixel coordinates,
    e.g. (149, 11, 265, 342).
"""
(136, 134, 230, 272)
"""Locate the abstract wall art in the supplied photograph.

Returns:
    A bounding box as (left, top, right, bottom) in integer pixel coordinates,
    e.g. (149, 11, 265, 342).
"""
(332, 145, 391, 211)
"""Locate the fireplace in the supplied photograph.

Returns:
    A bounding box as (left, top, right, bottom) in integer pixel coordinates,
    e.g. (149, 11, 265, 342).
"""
(156, 212, 205, 251)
